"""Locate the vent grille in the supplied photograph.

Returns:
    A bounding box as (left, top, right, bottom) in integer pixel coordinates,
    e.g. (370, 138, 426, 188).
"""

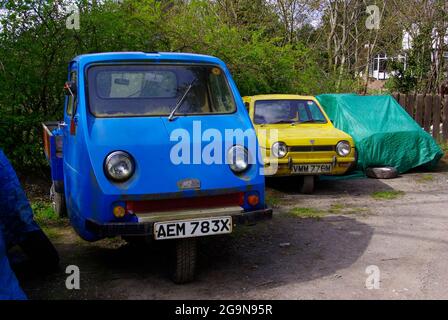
(289, 145, 335, 152)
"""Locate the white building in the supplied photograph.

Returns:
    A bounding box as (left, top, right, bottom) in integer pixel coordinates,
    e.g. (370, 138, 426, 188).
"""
(368, 28, 448, 81)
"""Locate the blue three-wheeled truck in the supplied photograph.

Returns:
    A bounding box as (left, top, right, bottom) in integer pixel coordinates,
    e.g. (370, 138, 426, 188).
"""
(43, 52, 272, 283)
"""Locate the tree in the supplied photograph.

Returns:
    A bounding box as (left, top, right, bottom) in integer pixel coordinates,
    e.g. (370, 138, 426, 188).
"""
(386, 0, 448, 93)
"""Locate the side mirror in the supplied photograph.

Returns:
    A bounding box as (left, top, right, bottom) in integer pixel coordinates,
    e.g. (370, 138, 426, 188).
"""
(64, 81, 78, 135)
(64, 81, 77, 97)
(244, 102, 250, 112)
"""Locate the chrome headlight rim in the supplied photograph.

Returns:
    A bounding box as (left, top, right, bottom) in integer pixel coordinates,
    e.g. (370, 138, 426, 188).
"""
(227, 145, 250, 173)
(104, 150, 135, 182)
(336, 140, 351, 157)
(271, 141, 288, 158)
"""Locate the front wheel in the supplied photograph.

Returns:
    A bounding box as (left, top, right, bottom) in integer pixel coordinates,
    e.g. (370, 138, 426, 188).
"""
(300, 176, 315, 194)
(171, 238, 197, 284)
(50, 183, 66, 218)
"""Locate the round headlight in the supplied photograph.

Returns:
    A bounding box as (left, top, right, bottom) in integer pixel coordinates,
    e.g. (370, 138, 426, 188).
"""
(227, 145, 249, 173)
(104, 151, 135, 182)
(336, 141, 351, 157)
(271, 142, 287, 158)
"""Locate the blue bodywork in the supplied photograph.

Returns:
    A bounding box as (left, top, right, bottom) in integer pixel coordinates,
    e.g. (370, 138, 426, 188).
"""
(0, 149, 40, 245)
(43, 126, 64, 185)
(1, 148, 40, 300)
(0, 229, 27, 300)
(53, 52, 266, 241)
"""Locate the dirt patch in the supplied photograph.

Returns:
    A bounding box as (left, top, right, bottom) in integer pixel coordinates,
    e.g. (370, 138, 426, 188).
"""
(15, 165, 448, 299)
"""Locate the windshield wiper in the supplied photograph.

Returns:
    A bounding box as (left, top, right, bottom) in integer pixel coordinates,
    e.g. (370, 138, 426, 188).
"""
(272, 120, 296, 124)
(299, 119, 326, 123)
(168, 79, 197, 121)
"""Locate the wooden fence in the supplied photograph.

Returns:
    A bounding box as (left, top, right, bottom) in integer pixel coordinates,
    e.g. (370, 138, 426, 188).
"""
(392, 93, 448, 141)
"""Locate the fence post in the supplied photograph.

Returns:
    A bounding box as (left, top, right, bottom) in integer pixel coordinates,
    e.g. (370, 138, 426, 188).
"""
(432, 95, 441, 140)
(443, 96, 448, 141)
(416, 94, 424, 126)
(398, 93, 406, 111)
(392, 93, 399, 102)
(406, 94, 415, 117)
(423, 95, 432, 132)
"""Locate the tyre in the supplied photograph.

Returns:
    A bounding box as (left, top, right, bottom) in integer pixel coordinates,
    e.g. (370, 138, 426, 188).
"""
(19, 229, 60, 273)
(171, 238, 197, 284)
(365, 166, 398, 179)
(300, 176, 315, 194)
(50, 183, 67, 217)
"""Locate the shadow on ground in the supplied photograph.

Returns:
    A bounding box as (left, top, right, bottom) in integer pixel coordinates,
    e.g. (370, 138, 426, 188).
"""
(266, 175, 396, 196)
(18, 213, 373, 299)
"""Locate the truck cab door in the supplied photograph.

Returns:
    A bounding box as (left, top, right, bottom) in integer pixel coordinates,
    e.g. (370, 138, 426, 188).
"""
(62, 63, 79, 181)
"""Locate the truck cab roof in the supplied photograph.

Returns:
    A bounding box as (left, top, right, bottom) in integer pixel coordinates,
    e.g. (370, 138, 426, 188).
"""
(71, 52, 226, 66)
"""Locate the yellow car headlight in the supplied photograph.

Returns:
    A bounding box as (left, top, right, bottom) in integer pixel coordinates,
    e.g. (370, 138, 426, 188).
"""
(336, 141, 351, 157)
(271, 142, 287, 158)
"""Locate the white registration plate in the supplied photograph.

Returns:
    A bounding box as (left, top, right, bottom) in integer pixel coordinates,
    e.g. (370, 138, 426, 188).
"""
(292, 164, 332, 174)
(154, 216, 232, 240)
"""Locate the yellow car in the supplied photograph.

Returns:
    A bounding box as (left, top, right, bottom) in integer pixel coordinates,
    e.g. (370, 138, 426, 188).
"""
(243, 94, 356, 193)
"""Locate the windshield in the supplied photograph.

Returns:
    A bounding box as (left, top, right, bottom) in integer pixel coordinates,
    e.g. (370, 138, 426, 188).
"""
(87, 64, 236, 117)
(254, 99, 327, 124)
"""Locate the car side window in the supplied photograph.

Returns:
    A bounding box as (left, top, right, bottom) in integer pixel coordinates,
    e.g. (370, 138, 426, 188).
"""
(297, 103, 308, 121)
(66, 71, 77, 116)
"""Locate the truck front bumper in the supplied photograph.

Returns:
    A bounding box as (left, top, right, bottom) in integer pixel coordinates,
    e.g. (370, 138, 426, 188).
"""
(85, 207, 273, 238)
(263, 155, 356, 176)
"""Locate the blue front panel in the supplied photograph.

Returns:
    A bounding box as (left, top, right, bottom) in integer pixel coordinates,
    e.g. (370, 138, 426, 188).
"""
(62, 53, 265, 241)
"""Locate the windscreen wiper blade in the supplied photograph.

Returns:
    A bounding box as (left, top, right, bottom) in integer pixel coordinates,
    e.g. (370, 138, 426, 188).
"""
(273, 120, 296, 124)
(168, 78, 197, 121)
(299, 119, 325, 123)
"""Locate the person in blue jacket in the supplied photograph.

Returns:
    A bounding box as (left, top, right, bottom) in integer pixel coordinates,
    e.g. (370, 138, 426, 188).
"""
(0, 149, 59, 300)
(0, 228, 27, 300)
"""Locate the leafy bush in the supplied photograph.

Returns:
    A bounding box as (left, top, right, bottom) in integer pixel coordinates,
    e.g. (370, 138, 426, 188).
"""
(0, 0, 358, 172)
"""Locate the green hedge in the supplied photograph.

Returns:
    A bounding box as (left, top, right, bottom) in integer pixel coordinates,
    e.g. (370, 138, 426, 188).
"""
(0, 0, 358, 172)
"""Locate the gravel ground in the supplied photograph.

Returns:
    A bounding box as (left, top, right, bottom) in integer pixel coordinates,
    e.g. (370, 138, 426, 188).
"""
(16, 164, 448, 300)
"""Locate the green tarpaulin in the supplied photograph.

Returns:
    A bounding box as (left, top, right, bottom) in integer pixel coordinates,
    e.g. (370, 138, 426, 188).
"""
(316, 94, 443, 174)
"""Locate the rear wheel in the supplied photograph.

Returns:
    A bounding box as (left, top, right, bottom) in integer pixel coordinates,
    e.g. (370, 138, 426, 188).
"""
(300, 176, 315, 194)
(50, 183, 66, 217)
(171, 238, 197, 284)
